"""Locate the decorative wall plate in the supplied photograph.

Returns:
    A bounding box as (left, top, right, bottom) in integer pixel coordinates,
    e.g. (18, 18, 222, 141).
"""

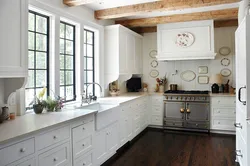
(198, 66, 208, 74)
(180, 70, 196, 82)
(150, 70, 159, 78)
(149, 50, 157, 58)
(176, 32, 195, 48)
(221, 58, 230, 66)
(220, 68, 231, 77)
(198, 76, 209, 84)
(219, 47, 231, 56)
(150, 60, 158, 68)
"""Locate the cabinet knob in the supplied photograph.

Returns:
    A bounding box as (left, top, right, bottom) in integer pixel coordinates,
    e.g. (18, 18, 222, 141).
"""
(20, 148, 26, 153)
(82, 144, 85, 147)
(53, 135, 57, 139)
(82, 127, 85, 130)
(83, 163, 86, 166)
(53, 157, 58, 162)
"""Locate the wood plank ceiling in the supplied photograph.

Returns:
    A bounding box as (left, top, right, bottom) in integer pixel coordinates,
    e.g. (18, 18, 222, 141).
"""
(64, 0, 240, 33)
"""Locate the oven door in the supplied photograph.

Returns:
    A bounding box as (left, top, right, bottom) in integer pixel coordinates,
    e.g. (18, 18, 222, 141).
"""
(164, 101, 185, 120)
(185, 102, 209, 121)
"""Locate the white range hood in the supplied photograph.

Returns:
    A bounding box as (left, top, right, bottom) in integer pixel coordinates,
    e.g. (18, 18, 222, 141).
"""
(157, 20, 216, 61)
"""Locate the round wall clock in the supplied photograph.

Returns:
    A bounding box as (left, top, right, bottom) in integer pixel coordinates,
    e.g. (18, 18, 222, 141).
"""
(150, 60, 158, 68)
(176, 32, 195, 48)
(220, 68, 231, 77)
(149, 50, 157, 58)
(219, 47, 231, 56)
(221, 58, 230, 66)
(150, 70, 159, 78)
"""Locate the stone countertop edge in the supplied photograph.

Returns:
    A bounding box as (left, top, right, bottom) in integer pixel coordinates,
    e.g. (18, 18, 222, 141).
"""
(209, 93, 236, 97)
(0, 109, 98, 145)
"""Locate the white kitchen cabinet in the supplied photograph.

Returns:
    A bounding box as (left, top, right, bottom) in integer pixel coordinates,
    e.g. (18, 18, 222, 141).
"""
(38, 142, 71, 166)
(210, 96, 236, 133)
(150, 96, 164, 126)
(104, 25, 143, 86)
(93, 122, 119, 166)
(0, 0, 28, 77)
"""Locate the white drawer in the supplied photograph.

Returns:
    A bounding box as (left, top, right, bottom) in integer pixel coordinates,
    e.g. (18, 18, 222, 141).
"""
(74, 151, 93, 166)
(71, 114, 94, 128)
(152, 106, 163, 115)
(73, 135, 93, 159)
(38, 142, 70, 166)
(211, 118, 235, 131)
(211, 107, 236, 118)
(9, 158, 36, 166)
(151, 115, 163, 125)
(36, 126, 70, 150)
(211, 97, 236, 106)
(0, 138, 35, 166)
(73, 121, 94, 142)
(152, 97, 163, 105)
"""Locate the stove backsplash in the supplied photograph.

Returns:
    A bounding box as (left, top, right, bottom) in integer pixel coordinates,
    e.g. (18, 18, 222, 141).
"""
(142, 27, 236, 92)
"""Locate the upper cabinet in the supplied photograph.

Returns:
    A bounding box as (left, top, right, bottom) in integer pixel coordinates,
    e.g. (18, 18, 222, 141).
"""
(157, 20, 216, 61)
(0, 0, 28, 78)
(104, 25, 143, 87)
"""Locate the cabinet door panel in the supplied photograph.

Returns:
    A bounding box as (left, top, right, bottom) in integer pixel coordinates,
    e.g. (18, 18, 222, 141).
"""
(126, 34, 135, 73)
(107, 123, 119, 153)
(119, 29, 127, 73)
(0, 0, 28, 77)
(93, 130, 107, 165)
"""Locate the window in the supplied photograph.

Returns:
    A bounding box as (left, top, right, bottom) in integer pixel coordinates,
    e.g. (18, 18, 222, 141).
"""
(83, 29, 95, 95)
(59, 22, 76, 102)
(26, 10, 49, 108)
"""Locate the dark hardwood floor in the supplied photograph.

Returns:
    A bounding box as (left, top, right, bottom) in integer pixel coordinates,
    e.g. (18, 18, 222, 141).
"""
(103, 129, 238, 166)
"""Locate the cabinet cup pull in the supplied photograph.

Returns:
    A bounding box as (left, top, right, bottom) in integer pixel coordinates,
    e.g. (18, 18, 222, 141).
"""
(20, 148, 26, 153)
(234, 123, 242, 129)
(235, 150, 243, 157)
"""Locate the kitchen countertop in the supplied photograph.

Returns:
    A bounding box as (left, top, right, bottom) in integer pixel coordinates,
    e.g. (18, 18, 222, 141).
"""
(0, 109, 97, 145)
(0, 92, 149, 145)
(209, 93, 236, 97)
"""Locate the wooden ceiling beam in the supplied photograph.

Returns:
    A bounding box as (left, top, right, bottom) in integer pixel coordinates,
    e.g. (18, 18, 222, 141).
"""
(116, 8, 238, 28)
(131, 19, 238, 34)
(95, 0, 239, 20)
(63, 0, 98, 7)
(214, 19, 238, 27)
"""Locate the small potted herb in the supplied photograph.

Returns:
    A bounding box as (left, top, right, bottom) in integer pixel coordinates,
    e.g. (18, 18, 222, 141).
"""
(30, 88, 47, 114)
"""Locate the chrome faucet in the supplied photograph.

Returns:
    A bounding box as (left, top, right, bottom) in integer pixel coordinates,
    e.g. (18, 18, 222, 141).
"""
(81, 82, 102, 105)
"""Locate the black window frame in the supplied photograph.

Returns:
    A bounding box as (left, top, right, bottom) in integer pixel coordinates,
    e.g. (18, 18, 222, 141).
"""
(26, 10, 50, 109)
(83, 29, 95, 96)
(59, 21, 76, 102)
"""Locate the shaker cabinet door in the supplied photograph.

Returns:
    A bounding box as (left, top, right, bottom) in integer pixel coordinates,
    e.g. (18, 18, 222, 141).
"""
(0, 0, 28, 77)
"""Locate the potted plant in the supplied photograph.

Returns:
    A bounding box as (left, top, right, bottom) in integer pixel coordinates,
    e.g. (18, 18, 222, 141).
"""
(30, 88, 47, 114)
(45, 96, 64, 112)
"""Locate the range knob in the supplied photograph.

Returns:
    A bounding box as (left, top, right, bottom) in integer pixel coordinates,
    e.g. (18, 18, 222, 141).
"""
(180, 97, 182, 100)
(176, 97, 178, 100)
(170, 96, 172, 100)
(166, 96, 168, 100)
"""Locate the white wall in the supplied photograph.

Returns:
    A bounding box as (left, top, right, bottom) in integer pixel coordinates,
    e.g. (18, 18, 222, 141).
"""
(142, 27, 237, 92)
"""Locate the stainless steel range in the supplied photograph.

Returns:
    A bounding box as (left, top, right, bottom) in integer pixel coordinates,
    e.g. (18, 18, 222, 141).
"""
(163, 90, 210, 132)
